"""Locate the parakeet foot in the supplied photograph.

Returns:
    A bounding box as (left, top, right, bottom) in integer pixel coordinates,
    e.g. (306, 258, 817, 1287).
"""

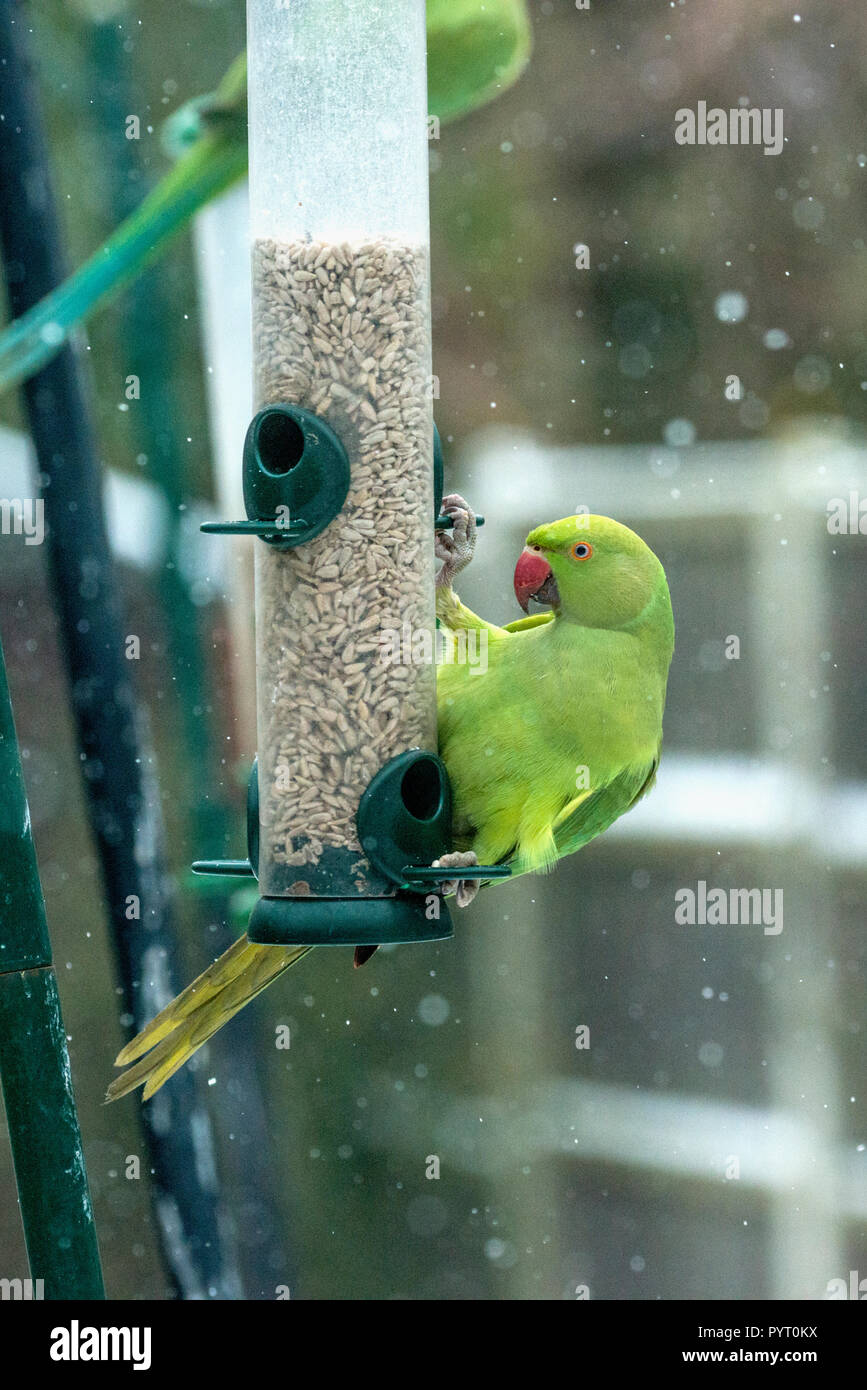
(432, 849, 480, 907)
(436, 494, 476, 589)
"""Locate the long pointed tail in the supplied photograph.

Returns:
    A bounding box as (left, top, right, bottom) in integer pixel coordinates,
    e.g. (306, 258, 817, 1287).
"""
(106, 935, 311, 1103)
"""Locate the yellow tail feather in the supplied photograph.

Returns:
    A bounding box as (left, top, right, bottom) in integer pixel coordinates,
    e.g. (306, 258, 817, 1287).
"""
(106, 934, 310, 1103)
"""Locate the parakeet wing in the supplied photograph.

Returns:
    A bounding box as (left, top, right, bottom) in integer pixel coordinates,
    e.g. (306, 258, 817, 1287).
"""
(452, 759, 659, 877)
(551, 758, 659, 861)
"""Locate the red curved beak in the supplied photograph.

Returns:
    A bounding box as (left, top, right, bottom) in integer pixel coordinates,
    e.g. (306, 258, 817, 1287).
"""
(514, 548, 553, 612)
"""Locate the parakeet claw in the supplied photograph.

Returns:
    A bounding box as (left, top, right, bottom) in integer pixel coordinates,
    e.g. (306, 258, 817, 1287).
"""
(436, 493, 476, 589)
(432, 849, 480, 907)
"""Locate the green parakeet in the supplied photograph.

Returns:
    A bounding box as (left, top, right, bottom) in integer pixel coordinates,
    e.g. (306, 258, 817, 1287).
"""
(108, 500, 673, 1101)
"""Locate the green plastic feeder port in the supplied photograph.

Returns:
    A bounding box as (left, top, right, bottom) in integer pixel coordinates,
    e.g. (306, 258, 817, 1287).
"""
(201, 403, 350, 547)
(357, 749, 511, 891)
(357, 749, 451, 887)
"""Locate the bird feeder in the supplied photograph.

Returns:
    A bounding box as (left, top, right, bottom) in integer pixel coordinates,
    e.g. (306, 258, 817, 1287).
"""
(195, 0, 511, 947)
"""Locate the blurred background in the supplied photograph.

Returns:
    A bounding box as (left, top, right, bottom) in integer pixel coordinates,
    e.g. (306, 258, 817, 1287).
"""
(1, 0, 866, 1299)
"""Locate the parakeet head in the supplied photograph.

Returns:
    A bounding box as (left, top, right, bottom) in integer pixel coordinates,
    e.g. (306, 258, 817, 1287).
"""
(513, 514, 668, 629)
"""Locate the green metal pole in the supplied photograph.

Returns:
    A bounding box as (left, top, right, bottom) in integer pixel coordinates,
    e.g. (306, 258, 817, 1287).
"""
(0, 636, 104, 1300)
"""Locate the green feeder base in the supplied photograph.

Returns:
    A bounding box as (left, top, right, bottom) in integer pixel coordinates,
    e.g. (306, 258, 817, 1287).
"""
(248, 892, 453, 946)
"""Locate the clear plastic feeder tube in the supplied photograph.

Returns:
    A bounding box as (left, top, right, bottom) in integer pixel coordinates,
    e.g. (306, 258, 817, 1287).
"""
(247, 0, 436, 898)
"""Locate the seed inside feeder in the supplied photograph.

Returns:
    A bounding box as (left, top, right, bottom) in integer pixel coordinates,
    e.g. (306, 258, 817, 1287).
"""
(252, 237, 436, 895)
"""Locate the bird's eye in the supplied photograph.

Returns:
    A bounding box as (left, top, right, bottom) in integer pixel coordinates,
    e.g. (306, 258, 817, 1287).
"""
(571, 542, 593, 561)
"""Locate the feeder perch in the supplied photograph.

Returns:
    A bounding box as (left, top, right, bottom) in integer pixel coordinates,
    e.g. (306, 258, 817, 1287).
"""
(192, 755, 260, 880)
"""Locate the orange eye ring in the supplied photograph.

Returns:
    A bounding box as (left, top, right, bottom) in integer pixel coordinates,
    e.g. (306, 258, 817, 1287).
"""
(571, 542, 593, 561)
